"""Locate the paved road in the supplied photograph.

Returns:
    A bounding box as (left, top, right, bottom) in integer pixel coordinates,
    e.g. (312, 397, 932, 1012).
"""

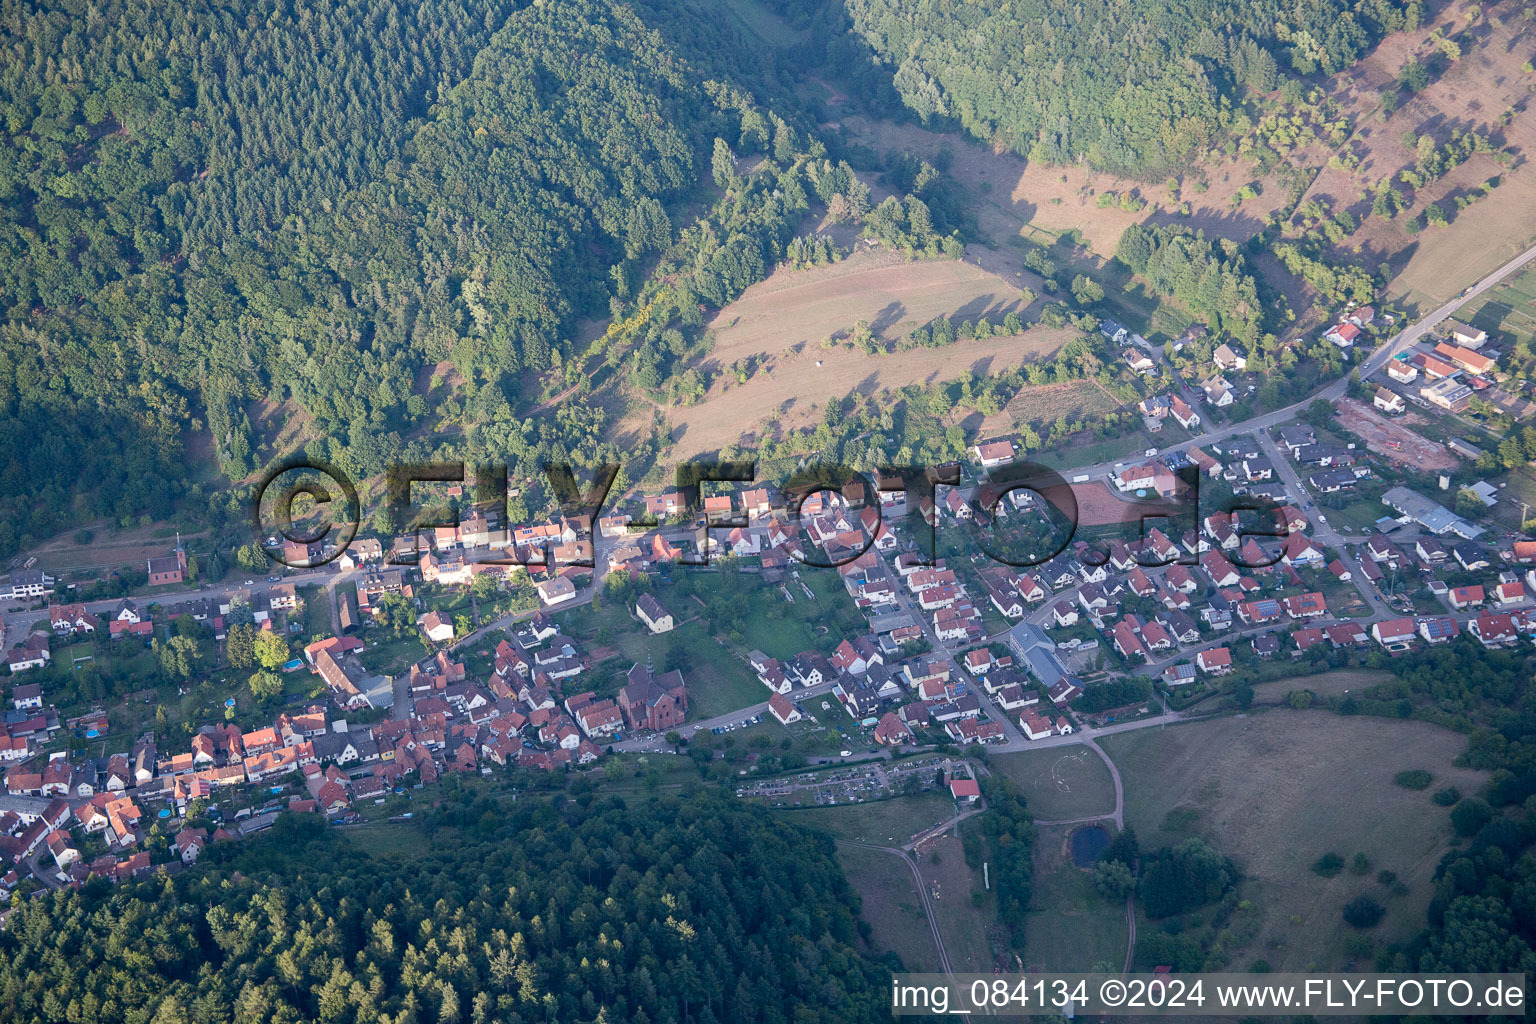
(2, 569, 344, 650)
(1059, 240, 1536, 487)
(838, 838, 956, 979)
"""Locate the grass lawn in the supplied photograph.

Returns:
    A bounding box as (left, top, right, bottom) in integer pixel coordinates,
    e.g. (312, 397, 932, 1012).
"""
(836, 844, 943, 972)
(687, 571, 826, 659)
(1326, 496, 1391, 534)
(775, 789, 958, 844)
(1033, 431, 1148, 472)
(991, 745, 1117, 821)
(357, 632, 428, 674)
(1250, 668, 1393, 705)
(804, 694, 874, 749)
(298, 586, 331, 638)
(1101, 709, 1487, 971)
(663, 620, 768, 720)
(917, 824, 1001, 973)
(1454, 263, 1536, 349)
(1024, 823, 1130, 972)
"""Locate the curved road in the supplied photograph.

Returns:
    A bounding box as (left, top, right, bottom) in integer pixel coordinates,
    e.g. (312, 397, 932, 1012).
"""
(1063, 241, 1536, 485)
(837, 838, 955, 979)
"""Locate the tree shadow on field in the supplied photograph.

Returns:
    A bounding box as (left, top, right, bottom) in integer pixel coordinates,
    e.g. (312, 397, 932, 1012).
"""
(870, 301, 906, 336)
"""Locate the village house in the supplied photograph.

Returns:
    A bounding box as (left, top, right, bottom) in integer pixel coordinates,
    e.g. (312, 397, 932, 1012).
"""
(536, 576, 577, 607)
(1372, 618, 1417, 651)
(420, 611, 455, 643)
(635, 593, 675, 633)
(1195, 647, 1232, 675)
(1442, 319, 1488, 349)
(767, 692, 802, 727)
(1213, 343, 1247, 372)
(970, 440, 1016, 470)
(1170, 395, 1200, 430)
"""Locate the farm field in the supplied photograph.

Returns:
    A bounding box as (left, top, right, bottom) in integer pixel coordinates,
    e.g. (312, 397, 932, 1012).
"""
(1025, 823, 1130, 972)
(659, 251, 1073, 458)
(1102, 709, 1486, 970)
(837, 114, 1286, 261)
(835, 843, 943, 973)
(976, 379, 1126, 437)
(775, 790, 958, 844)
(1455, 262, 1536, 350)
(28, 521, 202, 575)
(991, 745, 1117, 822)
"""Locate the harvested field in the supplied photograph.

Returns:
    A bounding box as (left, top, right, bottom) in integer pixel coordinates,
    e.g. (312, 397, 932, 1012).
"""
(660, 252, 1073, 457)
(1104, 710, 1487, 971)
(1335, 397, 1458, 469)
(703, 249, 1033, 368)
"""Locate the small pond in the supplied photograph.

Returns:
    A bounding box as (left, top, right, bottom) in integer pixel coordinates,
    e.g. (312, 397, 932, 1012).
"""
(1070, 824, 1110, 867)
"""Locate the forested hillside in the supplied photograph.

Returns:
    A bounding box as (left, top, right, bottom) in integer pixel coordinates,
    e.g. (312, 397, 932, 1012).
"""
(0, 0, 820, 551)
(0, 794, 894, 1024)
(781, 0, 1424, 172)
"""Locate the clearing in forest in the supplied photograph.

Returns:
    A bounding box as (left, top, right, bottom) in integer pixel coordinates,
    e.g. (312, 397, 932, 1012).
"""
(659, 250, 1071, 458)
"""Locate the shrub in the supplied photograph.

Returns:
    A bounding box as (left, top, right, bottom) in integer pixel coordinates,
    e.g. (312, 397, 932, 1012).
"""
(1432, 787, 1460, 806)
(1312, 852, 1345, 878)
(1450, 798, 1494, 837)
(1138, 839, 1238, 918)
(1394, 769, 1433, 790)
(1342, 895, 1385, 928)
(1350, 852, 1370, 875)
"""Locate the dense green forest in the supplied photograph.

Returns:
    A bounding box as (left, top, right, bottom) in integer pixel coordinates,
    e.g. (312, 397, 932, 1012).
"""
(1115, 224, 1266, 347)
(778, 0, 1422, 173)
(0, 793, 894, 1024)
(0, 0, 863, 551)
